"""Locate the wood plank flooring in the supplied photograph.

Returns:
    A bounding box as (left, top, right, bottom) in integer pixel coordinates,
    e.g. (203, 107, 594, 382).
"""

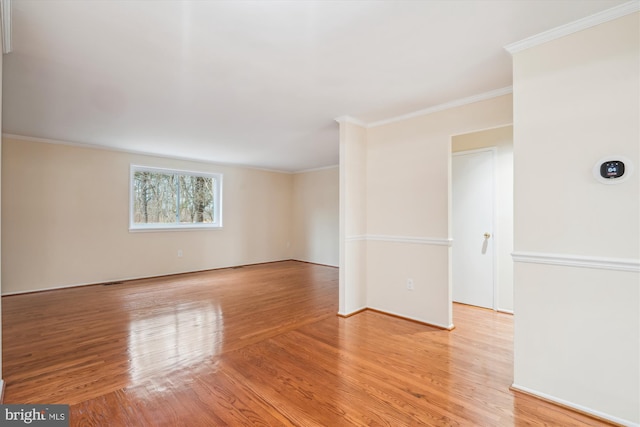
(2, 261, 613, 426)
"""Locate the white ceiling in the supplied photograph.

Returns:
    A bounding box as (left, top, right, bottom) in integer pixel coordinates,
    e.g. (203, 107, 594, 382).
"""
(2, 0, 627, 172)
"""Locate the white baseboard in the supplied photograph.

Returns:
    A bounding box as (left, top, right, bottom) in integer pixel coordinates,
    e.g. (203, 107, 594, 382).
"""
(337, 306, 367, 318)
(338, 305, 454, 330)
(1, 259, 296, 296)
(511, 383, 639, 427)
(367, 305, 454, 330)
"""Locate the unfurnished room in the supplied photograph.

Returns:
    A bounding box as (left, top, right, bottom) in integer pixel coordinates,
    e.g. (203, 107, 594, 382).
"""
(0, 1, 638, 426)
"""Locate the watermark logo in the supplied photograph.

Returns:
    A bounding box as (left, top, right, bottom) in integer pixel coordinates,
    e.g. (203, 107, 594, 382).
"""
(0, 405, 69, 426)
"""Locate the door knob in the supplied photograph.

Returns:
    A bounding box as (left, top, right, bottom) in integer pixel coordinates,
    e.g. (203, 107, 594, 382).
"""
(484, 232, 491, 239)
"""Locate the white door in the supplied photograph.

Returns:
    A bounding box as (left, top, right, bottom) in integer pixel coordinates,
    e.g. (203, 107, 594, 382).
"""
(452, 149, 495, 309)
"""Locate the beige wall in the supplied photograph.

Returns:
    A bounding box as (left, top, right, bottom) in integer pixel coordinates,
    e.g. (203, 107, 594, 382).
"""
(366, 95, 512, 328)
(338, 120, 368, 315)
(291, 167, 339, 267)
(452, 126, 514, 312)
(2, 137, 294, 294)
(512, 13, 639, 425)
(338, 94, 513, 326)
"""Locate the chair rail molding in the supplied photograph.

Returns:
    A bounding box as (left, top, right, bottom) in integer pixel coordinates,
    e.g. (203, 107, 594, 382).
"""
(512, 251, 640, 273)
(346, 234, 453, 247)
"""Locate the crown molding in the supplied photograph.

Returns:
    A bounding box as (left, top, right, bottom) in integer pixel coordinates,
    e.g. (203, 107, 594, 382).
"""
(334, 115, 368, 127)
(367, 86, 513, 128)
(293, 164, 339, 174)
(336, 86, 513, 129)
(1, 133, 296, 174)
(1, 0, 11, 54)
(504, 0, 640, 54)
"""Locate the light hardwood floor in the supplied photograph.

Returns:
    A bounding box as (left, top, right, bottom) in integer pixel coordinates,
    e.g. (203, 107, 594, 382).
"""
(2, 261, 613, 426)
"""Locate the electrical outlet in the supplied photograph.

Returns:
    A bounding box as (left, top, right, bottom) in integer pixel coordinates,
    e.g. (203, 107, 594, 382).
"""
(177, 249, 183, 258)
(407, 278, 414, 291)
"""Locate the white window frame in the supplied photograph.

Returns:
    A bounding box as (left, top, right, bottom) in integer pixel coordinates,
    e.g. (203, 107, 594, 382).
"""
(129, 165, 223, 231)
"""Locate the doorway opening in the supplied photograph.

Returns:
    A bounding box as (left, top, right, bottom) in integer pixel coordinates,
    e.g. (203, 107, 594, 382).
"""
(452, 148, 496, 309)
(451, 126, 513, 315)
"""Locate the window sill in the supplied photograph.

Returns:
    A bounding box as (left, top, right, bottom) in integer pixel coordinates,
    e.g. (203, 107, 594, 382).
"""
(129, 225, 223, 233)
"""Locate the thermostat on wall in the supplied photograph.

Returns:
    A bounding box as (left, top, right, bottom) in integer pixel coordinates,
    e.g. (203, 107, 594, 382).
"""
(593, 156, 633, 184)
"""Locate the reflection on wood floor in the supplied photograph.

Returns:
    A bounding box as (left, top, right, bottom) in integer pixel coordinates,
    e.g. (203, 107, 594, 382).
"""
(2, 261, 611, 426)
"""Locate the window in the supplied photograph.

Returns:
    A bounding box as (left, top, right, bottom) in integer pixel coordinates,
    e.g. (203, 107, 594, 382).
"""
(130, 166, 222, 230)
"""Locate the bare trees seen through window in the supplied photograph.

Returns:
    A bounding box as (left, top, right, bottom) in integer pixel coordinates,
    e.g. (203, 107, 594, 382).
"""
(133, 171, 215, 225)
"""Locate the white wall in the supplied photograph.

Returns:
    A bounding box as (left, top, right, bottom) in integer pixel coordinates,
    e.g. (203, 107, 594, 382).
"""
(2, 137, 294, 294)
(291, 166, 339, 267)
(512, 12, 639, 425)
(339, 94, 513, 327)
(452, 126, 514, 312)
(338, 119, 368, 315)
